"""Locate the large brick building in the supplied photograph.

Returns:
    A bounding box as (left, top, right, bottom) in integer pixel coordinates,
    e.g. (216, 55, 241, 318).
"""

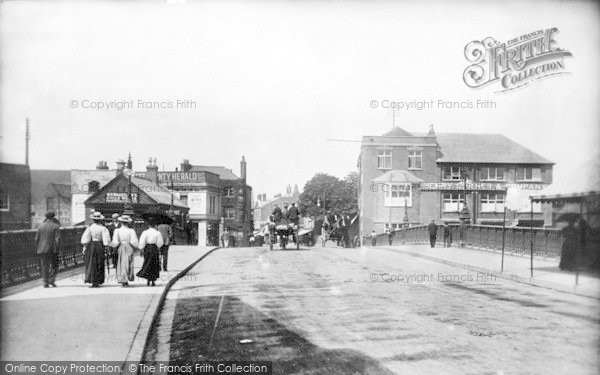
(359, 126, 553, 234)
(0, 163, 32, 230)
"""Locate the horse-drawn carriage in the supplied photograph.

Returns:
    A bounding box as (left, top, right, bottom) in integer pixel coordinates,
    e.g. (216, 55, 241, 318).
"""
(267, 217, 300, 250)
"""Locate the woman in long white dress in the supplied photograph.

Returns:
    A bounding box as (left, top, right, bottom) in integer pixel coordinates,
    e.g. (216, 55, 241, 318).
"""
(110, 215, 138, 286)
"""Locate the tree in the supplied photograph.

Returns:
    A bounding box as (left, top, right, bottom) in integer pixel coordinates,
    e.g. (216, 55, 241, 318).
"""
(299, 172, 358, 218)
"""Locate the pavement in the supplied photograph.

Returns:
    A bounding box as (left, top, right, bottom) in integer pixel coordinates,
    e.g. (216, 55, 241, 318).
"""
(0, 245, 215, 362)
(145, 245, 600, 375)
(376, 243, 600, 299)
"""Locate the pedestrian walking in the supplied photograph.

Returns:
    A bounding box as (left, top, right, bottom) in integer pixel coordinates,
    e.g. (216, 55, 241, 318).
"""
(157, 222, 173, 271)
(110, 215, 138, 286)
(427, 219, 438, 248)
(136, 219, 164, 286)
(559, 219, 578, 271)
(105, 213, 121, 270)
(370, 230, 377, 246)
(443, 222, 452, 247)
(387, 227, 394, 246)
(35, 211, 61, 288)
(81, 211, 110, 287)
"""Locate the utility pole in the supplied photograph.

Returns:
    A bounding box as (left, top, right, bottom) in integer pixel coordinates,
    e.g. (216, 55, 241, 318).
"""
(25, 118, 30, 165)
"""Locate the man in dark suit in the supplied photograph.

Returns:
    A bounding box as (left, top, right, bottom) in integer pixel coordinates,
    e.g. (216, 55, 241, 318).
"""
(427, 219, 438, 248)
(35, 211, 61, 287)
(288, 202, 300, 226)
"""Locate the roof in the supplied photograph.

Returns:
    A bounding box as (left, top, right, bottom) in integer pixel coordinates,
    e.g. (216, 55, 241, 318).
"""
(129, 176, 187, 207)
(434, 133, 553, 164)
(188, 165, 240, 180)
(371, 170, 423, 183)
(382, 127, 414, 137)
(31, 169, 71, 202)
(532, 155, 599, 201)
(46, 183, 71, 198)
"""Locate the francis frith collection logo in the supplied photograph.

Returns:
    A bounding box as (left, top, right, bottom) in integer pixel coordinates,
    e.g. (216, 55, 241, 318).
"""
(463, 28, 572, 92)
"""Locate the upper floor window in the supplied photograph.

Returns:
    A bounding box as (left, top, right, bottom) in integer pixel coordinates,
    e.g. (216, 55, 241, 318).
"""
(209, 195, 216, 215)
(0, 192, 9, 212)
(224, 186, 235, 197)
(408, 150, 422, 170)
(384, 183, 412, 207)
(442, 166, 462, 180)
(516, 167, 541, 182)
(224, 207, 235, 219)
(88, 181, 100, 193)
(377, 150, 392, 170)
(480, 167, 505, 181)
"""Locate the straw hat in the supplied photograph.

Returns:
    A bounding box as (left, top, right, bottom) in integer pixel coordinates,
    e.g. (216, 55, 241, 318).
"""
(118, 215, 132, 223)
(111, 213, 120, 219)
(90, 211, 104, 220)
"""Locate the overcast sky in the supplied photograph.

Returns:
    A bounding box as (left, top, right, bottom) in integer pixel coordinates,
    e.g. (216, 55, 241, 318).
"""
(1, 0, 599, 198)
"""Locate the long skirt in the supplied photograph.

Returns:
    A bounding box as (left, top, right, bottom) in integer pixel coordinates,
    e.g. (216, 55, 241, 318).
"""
(84, 241, 105, 285)
(136, 244, 160, 282)
(116, 243, 135, 283)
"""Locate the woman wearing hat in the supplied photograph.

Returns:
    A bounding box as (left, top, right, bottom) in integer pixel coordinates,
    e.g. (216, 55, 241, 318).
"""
(81, 211, 110, 287)
(136, 218, 164, 286)
(110, 215, 138, 286)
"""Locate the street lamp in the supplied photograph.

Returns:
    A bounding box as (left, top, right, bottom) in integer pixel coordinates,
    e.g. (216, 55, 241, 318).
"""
(459, 169, 471, 224)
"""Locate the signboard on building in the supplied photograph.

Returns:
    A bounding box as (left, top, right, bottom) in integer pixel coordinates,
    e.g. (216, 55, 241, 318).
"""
(419, 182, 547, 192)
(106, 192, 138, 203)
(71, 194, 88, 225)
(188, 192, 206, 216)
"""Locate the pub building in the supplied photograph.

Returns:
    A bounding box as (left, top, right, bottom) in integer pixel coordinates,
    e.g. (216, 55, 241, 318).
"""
(359, 125, 553, 235)
(83, 170, 189, 226)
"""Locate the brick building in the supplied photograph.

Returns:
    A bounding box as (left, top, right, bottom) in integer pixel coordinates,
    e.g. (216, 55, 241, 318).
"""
(0, 163, 32, 230)
(30, 170, 71, 227)
(359, 126, 553, 234)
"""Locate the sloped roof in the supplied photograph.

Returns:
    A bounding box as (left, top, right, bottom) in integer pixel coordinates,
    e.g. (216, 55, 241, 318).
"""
(382, 127, 414, 137)
(434, 133, 553, 164)
(129, 176, 187, 207)
(189, 165, 239, 180)
(31, 169, 71, 202)
(46, 183, 72, 198)
(371, 170, 423, 183)
(532, 155, 599, 200)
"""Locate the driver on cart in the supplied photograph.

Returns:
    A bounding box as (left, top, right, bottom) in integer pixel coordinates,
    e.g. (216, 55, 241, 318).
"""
(271, 203, 283, 223)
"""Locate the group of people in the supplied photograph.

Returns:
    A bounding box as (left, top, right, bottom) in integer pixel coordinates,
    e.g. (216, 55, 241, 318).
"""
(270, 202, 300, 226)
(81, 211, 172, 287)
(34, 209, 173, 288)
(427, 220, 453, 248)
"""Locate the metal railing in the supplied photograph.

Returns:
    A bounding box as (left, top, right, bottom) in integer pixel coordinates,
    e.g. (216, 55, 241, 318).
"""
(372, 224, 563, 257)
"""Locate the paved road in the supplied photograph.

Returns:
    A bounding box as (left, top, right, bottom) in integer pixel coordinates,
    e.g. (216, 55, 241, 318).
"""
(153, 246, 600, 375)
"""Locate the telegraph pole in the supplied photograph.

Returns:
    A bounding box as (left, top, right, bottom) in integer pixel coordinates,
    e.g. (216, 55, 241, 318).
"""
(25, 118, 30, 165)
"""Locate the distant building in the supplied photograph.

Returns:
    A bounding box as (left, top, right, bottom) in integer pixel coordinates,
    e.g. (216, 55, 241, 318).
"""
(254, 184, 301, 228)
(0, 163, 31, 230)
(70, 161, 119, 225)
(30, 170, 71, 227)
(358, 126, 554, 234)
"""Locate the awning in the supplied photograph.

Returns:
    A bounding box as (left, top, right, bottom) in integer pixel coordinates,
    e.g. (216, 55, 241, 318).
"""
(371, 170, 423, 184)
(298, 228, 313, 236)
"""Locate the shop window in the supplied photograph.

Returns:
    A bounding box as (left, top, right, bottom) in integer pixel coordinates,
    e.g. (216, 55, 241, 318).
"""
(377, 150, 392, 170)
(384, 183, 412, 207)
(480, 167, 505, 181)
(0, 192, 9, 212)
(224, 207, 235, 219)
(480, 193, 505, 212)
(516, 167, 541, 182)
(384, 223, 403, 231)
(408, 150, 422, 170)
(224, 187, 235, 197)
(88, 181, 100, 193)
(443, 193, 465, 212)
(443, 166, 462, 180)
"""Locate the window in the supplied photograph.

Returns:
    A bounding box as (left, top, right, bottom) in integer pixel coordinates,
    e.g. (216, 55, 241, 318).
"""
(0, 192, 9, 212)
(209, 195, 216, 215)
(480, 167, 505, 181)
(443, 166, 462, 180)
(516, 167, 541, 181)
(377, 150, 392, 169)
(480, 193, 505, 212)
(224, 187, 235, 197)
(224, 207, 235, 219)
(384, 223, 403, 231)
(443, 193, 465, 212)
(384, 183, 412, 207)
(408, 150, 422, 170)
(88, 181, 100, 193)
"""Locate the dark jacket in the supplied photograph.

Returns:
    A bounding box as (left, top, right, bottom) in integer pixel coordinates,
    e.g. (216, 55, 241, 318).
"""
(427, 222, 438, 235)
(288, 206, 299, 220)
(35, 219, 60, 254)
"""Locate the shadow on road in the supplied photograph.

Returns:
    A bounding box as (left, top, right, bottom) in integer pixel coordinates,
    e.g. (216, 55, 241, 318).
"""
(162, 295, 394, 375)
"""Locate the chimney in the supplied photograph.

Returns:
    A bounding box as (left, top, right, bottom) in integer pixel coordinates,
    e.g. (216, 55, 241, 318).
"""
(240, 156, 247, 181)
(97, 161, 109, 170)
(180, 159, 191, 172)
(146, 157, 159, 184)
(115, 159, 125, 174)
(428, 124, 436, 136)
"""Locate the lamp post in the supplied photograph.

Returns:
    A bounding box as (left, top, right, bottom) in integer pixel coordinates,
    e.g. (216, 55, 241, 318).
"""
(402, 198, 409, 244)
(458, 169, 471, 247)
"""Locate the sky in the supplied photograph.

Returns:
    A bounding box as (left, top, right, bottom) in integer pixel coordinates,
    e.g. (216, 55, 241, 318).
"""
(1, 0, 599, 199)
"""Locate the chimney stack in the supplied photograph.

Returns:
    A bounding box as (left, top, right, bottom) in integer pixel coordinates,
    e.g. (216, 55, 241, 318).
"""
(180, 159, 191, 172)
(146, 157, 159, 184)
(115, 159, 125, 174)
(428, 124, 436, 136)
(97, 161, 109, 170)
(240, 156, 247, 181)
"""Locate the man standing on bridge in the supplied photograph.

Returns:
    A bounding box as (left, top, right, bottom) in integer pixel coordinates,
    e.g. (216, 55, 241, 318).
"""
(35, 211, 61, 288)
(427, 219, 438, 248)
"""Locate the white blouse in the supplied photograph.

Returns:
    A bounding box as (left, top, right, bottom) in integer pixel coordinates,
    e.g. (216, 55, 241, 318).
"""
(138, 228, 164, 249)
(111, 226, 139, 248)
(81, 224, 110, 246)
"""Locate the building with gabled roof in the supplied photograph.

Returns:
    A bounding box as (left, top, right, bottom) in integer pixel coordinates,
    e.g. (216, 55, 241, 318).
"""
(359, 125, 554, 235)
(30, 169, 71, 227)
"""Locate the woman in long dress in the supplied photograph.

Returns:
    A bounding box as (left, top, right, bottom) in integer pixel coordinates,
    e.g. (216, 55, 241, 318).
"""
(110, 215, 138, 287)
(136, 220, 164, 286)
(81, 211, 110, 287)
